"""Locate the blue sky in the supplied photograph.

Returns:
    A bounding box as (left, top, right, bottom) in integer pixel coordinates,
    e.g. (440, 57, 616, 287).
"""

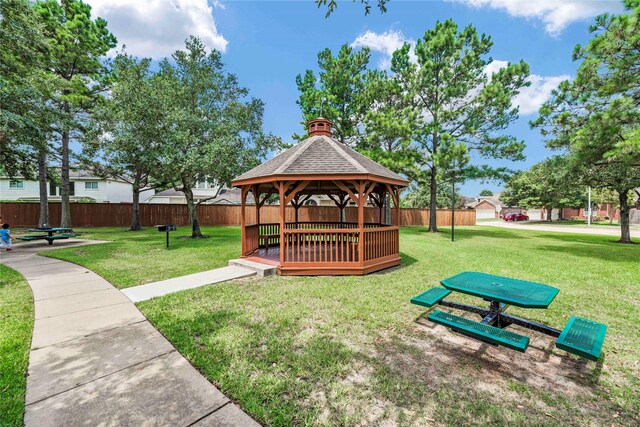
(87, 0, 624, 196)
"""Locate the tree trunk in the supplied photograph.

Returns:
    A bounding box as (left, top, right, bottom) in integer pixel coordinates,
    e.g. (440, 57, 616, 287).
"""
(38, 149, 49, 227)
(618, 190, 632, 244)
(60, 105, 71, 228)
(184, 186, 204, 238)
(130, 171, 142, 231)
(428, 167, 438, 232)
(545, 207, 552, 222)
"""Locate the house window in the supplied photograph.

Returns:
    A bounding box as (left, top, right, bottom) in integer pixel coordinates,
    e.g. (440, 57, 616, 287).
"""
(84, 181, 99, 190)
(49, 182, 57, 196)
(69, 182, 75, 196)
(9, 180, 24, 189)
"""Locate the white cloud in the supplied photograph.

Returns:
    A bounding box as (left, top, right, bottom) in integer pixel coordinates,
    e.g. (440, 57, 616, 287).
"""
(453, 0, 624, 35)
(351, 30, 415, 69)
(485, 60, 568, 115)
(87, 0, 228, 58)
(514, 74, 569, 115)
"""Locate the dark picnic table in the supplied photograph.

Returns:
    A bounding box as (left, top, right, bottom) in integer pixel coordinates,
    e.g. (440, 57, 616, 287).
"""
(411, 272, 607, 361)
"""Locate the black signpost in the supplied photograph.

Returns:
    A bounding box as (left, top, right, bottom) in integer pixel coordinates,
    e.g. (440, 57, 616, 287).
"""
(156, 224, 177, 248)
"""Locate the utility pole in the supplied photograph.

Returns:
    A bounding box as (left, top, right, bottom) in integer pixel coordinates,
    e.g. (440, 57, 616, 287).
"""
(451, 172, 456, 242)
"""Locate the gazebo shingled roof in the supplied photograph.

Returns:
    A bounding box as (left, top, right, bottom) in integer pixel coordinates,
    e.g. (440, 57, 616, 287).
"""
(231, 117, 408, 276)
(233, 134, 407, 185)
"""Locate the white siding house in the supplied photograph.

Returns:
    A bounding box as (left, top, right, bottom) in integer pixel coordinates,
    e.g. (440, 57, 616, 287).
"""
(0, 170, 154, 203)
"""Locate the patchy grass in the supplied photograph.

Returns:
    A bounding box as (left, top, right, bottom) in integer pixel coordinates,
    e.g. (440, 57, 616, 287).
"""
(41, 226, 241, 289)
(0, 266, 34, 427)
(48, 226, 640, 425)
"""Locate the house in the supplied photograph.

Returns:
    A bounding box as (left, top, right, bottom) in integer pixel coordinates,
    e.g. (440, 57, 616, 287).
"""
(465, 194, 503, 219)
(0, 169, 153, 203)
(546, 189, 640, 224)
(145, 185, 255, 205)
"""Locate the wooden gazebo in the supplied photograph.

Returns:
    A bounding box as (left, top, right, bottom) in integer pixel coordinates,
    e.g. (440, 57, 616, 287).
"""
(232, 118, 409, 275)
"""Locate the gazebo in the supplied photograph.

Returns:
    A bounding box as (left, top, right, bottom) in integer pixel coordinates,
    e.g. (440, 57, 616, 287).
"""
(232, 118, 409, 275)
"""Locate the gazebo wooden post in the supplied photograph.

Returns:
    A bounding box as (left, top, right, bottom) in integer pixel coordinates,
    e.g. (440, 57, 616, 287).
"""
(357, 181, 365, 266)
(252, 185, 260, 228)
(240, 186, 247, 256)
(276, 182, 285, 264)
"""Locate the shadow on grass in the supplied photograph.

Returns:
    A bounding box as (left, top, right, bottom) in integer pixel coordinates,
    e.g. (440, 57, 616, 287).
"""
(368, 325, 632, 426)
(141, 304, 357, 426)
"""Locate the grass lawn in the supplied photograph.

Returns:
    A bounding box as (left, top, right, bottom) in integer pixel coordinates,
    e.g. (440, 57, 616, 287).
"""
(47, 226, 639, 426)
(39, 226, 241, 288)
(0, 266, 34, 427)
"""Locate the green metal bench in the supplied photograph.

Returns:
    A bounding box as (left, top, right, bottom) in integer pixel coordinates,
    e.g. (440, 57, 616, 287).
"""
(428, 310, 530, 352)
(411, 287, 451, 308)
(18, 235, 45, 241)
(556, 317, 607, 361)
(18, 233, 81, 245)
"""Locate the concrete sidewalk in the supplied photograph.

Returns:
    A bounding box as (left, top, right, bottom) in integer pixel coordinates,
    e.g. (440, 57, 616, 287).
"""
(0, 240, 259, 427)
(478, 220, 640, 238)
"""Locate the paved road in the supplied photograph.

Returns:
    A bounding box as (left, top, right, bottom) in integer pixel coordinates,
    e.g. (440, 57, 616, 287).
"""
(479, 221, 640, 238)
(1, 239, 259, 427)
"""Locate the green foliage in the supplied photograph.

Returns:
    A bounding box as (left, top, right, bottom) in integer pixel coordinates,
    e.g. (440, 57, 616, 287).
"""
(0, 0, 52, 178)
(401, 181, 466, 209)
(360, 69, 423, 180)
(153, 37, 281, 237)
(501, 156, 587, 216)
(391, 20, 529, 230)
(34, 0, 117, 227)
(479, 189, 494, 196)
(295, 44, 371, 145)
(84, 53, 164, 230)
(315, 0, 389, 17)
(533, 0, 640, 241)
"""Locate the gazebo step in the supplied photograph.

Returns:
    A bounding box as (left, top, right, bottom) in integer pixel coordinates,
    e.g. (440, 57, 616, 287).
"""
(228, 259, 277, 277)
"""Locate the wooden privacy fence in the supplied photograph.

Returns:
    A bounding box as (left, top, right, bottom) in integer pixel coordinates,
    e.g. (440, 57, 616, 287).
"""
(0, 202, 476, 228)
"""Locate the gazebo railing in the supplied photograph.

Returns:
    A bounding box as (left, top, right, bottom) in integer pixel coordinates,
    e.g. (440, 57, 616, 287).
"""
(282, 228, 360, 264)
(245, 223, 400, 268)
(363, 226, 399, 262)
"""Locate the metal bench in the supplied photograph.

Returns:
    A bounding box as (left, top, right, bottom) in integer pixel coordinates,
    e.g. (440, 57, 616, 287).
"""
(556, 316, 607, 361)
(19, 233, 81, 245)
(411, 287, 451, 308)
(428, 310, 530, 352)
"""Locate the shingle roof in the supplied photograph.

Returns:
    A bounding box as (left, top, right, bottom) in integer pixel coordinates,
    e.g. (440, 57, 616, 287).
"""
(233, 135, 408, 185)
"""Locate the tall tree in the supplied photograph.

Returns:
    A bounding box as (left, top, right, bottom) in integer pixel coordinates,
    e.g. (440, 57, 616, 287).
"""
(295, 45, 371, 146)
(391, 20, 530, 232)
(533, 0, 640, 243)
(360, 69, 423, 179)
(501, 156, 587, 221)
(0, 0, 56, 226)
(84, 54, 162, 231)
(34, 0, 116, 228)
(153, 37, 281, 238)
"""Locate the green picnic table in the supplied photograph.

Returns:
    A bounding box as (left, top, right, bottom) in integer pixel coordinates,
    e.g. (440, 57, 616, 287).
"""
(19, 227, 80, 245)
(411, 272, 607, 361)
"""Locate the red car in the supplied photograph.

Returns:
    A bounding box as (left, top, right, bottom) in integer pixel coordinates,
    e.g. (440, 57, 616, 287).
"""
(503, 212, 529, 221)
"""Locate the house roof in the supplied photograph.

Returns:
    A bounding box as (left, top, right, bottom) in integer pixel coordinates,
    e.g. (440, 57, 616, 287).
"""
(232, 134, 408, 186)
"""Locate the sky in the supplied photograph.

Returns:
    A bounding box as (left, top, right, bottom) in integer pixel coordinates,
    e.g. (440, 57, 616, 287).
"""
(85, 0, 625, 196)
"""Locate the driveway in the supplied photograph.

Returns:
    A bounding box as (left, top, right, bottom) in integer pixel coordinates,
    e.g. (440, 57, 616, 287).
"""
(478, 221, 640, 238)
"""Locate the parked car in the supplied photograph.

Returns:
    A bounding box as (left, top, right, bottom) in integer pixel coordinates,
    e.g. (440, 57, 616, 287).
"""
(503, 213, 529, 221)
